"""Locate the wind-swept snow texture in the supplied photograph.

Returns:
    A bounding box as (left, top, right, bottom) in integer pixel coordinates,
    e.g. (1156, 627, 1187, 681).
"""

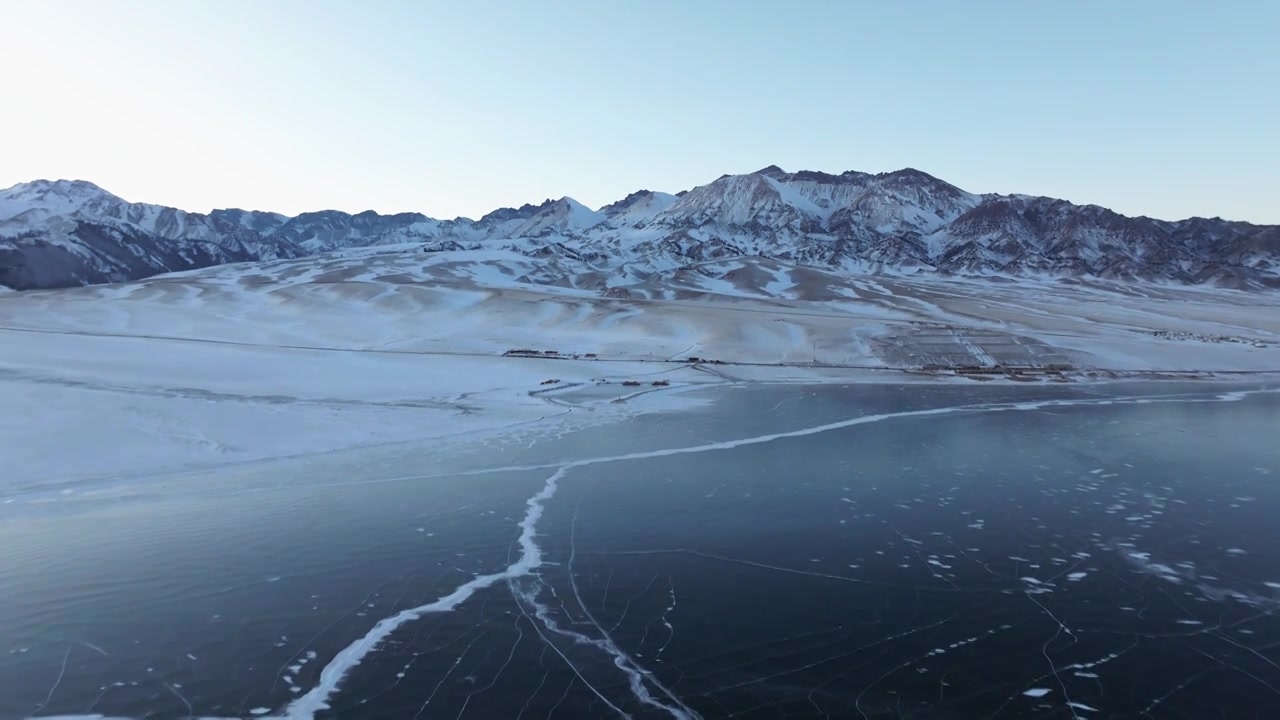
(1, 247, 1277, 487)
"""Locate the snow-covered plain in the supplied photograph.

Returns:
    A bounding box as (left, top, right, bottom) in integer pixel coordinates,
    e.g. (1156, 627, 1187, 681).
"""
(1, 248, 1277, 489)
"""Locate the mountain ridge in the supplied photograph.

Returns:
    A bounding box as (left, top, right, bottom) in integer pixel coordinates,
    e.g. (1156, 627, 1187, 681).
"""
(1, 167, 1276, 291)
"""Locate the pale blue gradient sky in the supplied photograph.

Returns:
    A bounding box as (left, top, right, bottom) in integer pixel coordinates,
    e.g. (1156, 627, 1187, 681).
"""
(2, 0, 1276, 222)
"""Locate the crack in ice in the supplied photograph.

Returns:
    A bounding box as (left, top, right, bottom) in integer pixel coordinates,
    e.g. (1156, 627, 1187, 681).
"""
(35, 387, 1279, 720)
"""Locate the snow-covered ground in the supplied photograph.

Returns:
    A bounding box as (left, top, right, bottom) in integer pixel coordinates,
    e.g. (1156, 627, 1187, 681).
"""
(2, 249, 1277, 490)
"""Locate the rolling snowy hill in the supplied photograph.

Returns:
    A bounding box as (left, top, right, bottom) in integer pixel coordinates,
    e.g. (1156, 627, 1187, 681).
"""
(2, 167, 1277, 291)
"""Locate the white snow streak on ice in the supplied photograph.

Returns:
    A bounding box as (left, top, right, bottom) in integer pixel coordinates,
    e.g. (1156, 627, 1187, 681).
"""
(1023, 688, 1053, 698)
(38, 388, 1276, 720)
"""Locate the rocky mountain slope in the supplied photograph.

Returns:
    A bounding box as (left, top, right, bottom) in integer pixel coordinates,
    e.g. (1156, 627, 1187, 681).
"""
(2, 168, 1276, 291)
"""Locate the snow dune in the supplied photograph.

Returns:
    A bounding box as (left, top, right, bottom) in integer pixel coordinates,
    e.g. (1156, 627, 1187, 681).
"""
(0, 249, 1276, 488)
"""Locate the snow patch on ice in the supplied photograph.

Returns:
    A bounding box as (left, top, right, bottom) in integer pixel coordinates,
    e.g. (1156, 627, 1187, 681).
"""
(1022, 687, 1052, 697)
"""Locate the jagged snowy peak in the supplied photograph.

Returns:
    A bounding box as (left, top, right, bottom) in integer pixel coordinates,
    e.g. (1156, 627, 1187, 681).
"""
(926, 196, 1269, 283)
(1161, 217, 1279, 271)
(0, 179, 290, 249)
(1223, 227, 1279, 271)
(598, 190, 678, 227)
(0, 217, 266, 291)
(209, 208, 290, 235)
(654, 173, 826, 232)
(273, 210, 458, 253)
(763, 170, 874, 219)
(0, 179, 131, 227)
(827, 169, 981, 240)
(647, 165, 981, 242)
(473, 198, 555, 238)
(936, 198, 1044, 269)
(0, 179, 311, 290)
(3, 168, 1279, 291)
(0, 179, 113, 217)
(506, 197, 604, 237)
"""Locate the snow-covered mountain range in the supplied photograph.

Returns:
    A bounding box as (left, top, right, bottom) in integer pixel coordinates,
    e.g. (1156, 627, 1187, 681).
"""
(2, 166, 1276, 291)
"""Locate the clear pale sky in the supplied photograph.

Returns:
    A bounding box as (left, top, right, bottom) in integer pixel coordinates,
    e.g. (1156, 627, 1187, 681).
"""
(2, 0, 1276, 222)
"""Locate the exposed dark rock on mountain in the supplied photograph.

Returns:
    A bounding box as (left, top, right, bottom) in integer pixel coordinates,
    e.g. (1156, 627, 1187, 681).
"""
(2, 168, 1276, 291)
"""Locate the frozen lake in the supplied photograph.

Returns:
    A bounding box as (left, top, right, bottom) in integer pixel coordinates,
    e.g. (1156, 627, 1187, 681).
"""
(2, 382, 1279, 719)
